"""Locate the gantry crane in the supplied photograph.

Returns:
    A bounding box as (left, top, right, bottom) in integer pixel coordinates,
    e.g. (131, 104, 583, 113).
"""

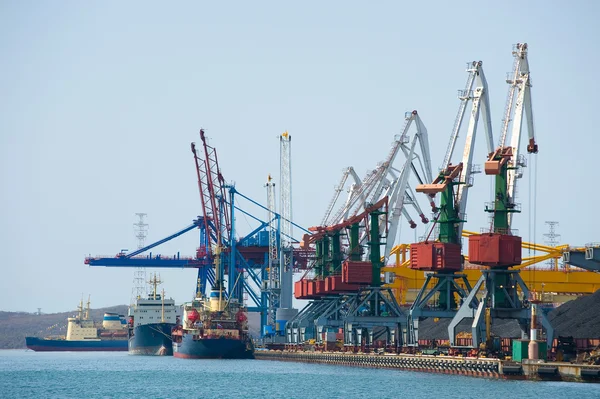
(288, 197, 407, 349)
(287, 111, 432, 349)
(86, 129, 313, 337)
(260, 133, 299, 341)
(449, 43, 554, 349)
(407, 60, 494, 345)
(191, 129, 234, 304)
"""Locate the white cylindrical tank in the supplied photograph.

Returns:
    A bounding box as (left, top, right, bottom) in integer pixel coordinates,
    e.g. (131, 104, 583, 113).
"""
(102, 313, 122, 329)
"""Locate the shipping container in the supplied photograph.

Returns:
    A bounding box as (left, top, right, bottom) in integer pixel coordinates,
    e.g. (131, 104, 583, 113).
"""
(469, 233, 521, 267)
(410, 242, 462, 271)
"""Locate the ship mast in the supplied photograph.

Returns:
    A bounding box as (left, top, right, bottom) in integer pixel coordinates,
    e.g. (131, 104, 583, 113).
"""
(78, 298, 84, 321)
(149, 273, 162, 300)
(85, 295, 91, 320)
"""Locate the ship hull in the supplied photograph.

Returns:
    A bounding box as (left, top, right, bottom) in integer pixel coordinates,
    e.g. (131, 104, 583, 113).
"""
(128, 323, 175, 356)
(25, 337, 128, 352)
(173, 334, 254, 359)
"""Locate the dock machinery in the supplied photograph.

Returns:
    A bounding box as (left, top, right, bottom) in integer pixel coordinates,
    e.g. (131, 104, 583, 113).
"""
(449, 43, 554, 349)
(323, 110, 433, 259)
(407, 60, 494, 345)
(287, 110, 432, 348)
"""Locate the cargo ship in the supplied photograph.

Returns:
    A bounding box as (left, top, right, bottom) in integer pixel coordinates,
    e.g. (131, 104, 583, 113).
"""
(172, 281, 254, 359)
(128, 274, 180, 355)
(25, 297, 128, 352)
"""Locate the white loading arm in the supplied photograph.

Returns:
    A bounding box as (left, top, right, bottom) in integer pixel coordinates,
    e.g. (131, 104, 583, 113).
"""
(383, 137, 419, 260)
(361, 138, 418, 260)
(404, 185, 429, 224)
(441, 61, 494, 172)
(329, 168, 378, 225)
(321, 166, 362, 226)
(501, 43, 538, 227)
(369, 110, 422, 203)
(455, 63, 494, 238)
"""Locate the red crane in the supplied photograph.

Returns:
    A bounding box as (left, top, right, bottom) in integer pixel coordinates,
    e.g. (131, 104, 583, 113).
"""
(191, 129, 231, 280)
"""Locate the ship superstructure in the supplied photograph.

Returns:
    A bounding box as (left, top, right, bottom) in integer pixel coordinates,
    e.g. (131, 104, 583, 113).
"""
(172, 278, 253, 359)
(128, 274, 179, 355)
(25, 297, 128, 352)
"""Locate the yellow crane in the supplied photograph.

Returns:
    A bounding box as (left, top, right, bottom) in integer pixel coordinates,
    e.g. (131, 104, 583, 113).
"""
(383, 232, 600, 304)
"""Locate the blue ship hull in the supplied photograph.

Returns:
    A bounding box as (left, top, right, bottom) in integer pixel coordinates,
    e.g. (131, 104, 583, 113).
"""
(173, 333, 254, 359)
(25, 336, 128, 352)
(128, 323, 175, 356)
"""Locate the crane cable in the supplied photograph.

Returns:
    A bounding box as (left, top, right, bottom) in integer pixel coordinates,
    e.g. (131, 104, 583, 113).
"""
(528, 153, 533, 288)
(533, 154, 538, 286)
(527, 152, 539, 292)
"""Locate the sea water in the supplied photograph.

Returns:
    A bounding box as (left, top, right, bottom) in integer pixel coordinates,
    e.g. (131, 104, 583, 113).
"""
(0, 350, 597, 399)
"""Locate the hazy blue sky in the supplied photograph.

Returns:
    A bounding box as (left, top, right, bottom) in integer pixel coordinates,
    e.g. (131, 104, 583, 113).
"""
(1, 1, 598, 313)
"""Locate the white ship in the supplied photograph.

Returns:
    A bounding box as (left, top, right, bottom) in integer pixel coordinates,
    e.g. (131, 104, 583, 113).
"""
(127, 274, 180, 355)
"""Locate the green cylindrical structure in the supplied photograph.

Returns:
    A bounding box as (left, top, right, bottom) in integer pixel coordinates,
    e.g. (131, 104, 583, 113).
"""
(331, 231, 342, 274)
(493, 164, 509, 233)
(438, 179, 460, 245)
(349, 223, 361, 261)
(369, 211, 382, 288)
(322, 236, 330, 277)
(493, 273, 508, 308)
(315, 238, 323, 278)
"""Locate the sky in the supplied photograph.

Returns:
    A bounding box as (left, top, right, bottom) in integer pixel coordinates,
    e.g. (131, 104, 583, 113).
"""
(1, 1, 599, 313)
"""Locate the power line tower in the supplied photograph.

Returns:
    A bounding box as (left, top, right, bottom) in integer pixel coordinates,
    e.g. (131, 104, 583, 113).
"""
(543, 221, 560, 269)
(131, 213, 149, 303)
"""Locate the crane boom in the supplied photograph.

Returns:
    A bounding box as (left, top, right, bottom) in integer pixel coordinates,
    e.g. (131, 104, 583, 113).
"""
(417, 60, 492, 246)
(192, 129, 232, 290)
(441, 61, 494, 172)
(384, 136, 418, 258)
(485, 43, 537, 230)
(321, 167, 361, 226)
(506, 45, 537, 222)
(455, 69, 492, 237)
(329, 168, 378, 225)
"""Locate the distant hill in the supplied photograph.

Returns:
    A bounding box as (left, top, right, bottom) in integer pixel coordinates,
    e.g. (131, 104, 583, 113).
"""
(0, 305, 128, 349)
(1, 305, 262, 349)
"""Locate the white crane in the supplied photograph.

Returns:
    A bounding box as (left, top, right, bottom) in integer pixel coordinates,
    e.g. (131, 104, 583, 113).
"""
(408, 60, 494, 345)
(327, 111, 432, 227)
(436, 60, 493, 238)
(498, 42, 538, 227)
(264, 174, 279, 327)
(279, 132, 293, 309)
(321, 111, 433, 262)
(321, 167, 363, 226)
(449, 44, 553, 349)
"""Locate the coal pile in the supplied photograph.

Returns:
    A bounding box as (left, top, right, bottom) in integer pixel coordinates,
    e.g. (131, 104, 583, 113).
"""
(548, 289, 600, 339)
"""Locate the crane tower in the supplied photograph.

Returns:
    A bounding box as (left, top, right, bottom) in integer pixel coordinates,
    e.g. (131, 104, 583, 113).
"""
(449, 43, 554, 349)
(264, 175, 280, 328)
(407, 60, 493, 345)
(279, 132, 294, 309)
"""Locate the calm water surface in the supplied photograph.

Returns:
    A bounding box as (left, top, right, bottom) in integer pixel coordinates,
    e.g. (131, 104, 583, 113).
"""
(0, 350, 597, 398)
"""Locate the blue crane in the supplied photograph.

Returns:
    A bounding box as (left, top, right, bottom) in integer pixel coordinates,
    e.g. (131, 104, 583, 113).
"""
(85, 128, 312, 334)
